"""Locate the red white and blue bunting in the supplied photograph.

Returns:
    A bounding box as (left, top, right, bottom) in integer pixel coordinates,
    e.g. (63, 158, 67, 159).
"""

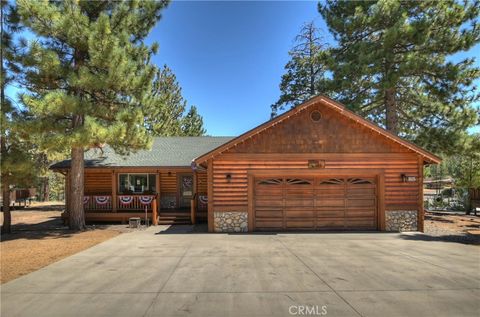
(139, 196, 154, 205)
(199, 195, 208, 204)
(118, 196, 134, 205)
(83, 196, 90, 205)
(94, 196, 110, 205)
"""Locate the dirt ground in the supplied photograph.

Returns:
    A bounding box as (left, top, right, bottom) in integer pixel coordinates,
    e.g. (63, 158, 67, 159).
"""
(0, 202, 127, 284)
(424, 210, 480, 244)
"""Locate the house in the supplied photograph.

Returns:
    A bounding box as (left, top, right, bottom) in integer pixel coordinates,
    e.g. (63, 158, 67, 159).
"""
(51, 95, 441, 232)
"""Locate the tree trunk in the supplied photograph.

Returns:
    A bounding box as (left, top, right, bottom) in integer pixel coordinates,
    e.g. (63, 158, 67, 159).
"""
(69, 145, 85, 230)
(385, 88, 398, 135)
(1, 179, 11, 234)
(42, 177, 49, 201)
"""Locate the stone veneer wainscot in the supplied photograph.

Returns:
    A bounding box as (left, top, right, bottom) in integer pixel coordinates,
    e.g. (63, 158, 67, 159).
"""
(386, 210, 418, 232)
(214, 211, 248, 233)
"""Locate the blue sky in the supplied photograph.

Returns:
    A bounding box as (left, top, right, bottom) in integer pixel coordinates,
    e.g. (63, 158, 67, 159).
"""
(148, 1, 479, 136)
(7, 1, 479, 136)
(147, 1, 327, 136)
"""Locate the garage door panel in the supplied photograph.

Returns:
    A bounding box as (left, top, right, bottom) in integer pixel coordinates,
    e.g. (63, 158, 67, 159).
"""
(286, 219, 315, 229)
(317, 218, 345, 229)
(254, 175, 377, 232)
(285, 209, 315, 218)
(315, 190, 346, 198)
(317, 208, 345, 218)
(255, 188, 283, 196)
(255, 199, 284, 207)
(285, 187, 314, 193)
(284, 199, 314, 207)
(255, 210, 283, 218)
(315, 198, 345, 207)
(255, 220, 283, 230)
(345, 218, 376, 229)
(347, 188, 375, 196)
(345, 208, 375, 217)
(347, 198, 376, 208)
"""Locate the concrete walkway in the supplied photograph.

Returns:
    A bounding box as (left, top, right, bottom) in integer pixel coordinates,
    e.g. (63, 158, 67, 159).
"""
(1, 226, 479, 317)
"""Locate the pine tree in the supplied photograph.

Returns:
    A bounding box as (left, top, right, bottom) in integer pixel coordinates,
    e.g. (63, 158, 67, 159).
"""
(17, 0, 168, 230)
(144, 65, 206, 136)
(318, 0, 480, 153)
(181, 105, 206, 136)
(1, 2, 39, 234)
(271, 22, 331, 117)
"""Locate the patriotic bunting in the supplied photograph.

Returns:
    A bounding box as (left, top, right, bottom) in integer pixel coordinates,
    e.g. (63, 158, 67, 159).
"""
(199, 195, 208, 204)
(119, 196, 134, 205)
(83, 196, 89, 205)
(139, 196, 154, 205)
(95, 196, 110, 205)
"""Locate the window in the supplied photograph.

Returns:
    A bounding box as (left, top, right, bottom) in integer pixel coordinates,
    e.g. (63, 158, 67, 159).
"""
(286, 178, 312, 185)
(257, 178, 283, 185)
(118, 174, 156, 194)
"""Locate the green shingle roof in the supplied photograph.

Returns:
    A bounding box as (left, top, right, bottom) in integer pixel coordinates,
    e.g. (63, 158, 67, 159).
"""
(50, 136, 234, 169)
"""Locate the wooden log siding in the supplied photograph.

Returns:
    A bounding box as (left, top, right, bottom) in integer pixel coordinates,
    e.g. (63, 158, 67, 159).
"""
(160, 172, 177, 193)
(85, 171, 112, 194)
(197, 171, 208, 193)
(211, 154, 420, 212)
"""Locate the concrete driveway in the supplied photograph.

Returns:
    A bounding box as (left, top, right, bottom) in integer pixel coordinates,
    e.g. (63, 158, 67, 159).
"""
(1, 226, 479, 317)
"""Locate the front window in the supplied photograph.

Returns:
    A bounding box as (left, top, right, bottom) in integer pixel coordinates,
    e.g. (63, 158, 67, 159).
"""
(118, 174, 156, 194)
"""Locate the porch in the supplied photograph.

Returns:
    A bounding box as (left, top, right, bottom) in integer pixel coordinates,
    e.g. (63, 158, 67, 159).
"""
(61, 168, 208, 225)
(63, 194, 206, 225)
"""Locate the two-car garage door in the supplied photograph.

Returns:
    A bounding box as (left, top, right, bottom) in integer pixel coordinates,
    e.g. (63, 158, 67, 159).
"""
(254, 176, 377, 231)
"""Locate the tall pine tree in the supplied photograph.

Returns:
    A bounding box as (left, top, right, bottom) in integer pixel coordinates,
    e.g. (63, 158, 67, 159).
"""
(144, 65, 206, 136)
(318, 0, 480, 153)
(17, 0, 168, 230)
(271, 22, 331, 117)
(181, 105, 206, 136)
(1, 2, 39, 233)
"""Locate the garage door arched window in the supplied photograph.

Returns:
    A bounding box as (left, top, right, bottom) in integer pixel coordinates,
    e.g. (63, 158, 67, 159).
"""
(319, 178, 345, 185)
(286, 178, 312, 185)
(257, 178, 283, 185)
(348, 178, 374, 185)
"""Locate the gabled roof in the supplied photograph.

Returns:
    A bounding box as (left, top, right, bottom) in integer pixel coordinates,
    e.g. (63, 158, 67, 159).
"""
(51, 136, 234, 169)
(194, 95, 442, 164)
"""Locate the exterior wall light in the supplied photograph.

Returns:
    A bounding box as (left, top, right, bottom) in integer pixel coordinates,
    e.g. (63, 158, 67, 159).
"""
(226, 173, 232, 182)
(401, 174, 417, 182)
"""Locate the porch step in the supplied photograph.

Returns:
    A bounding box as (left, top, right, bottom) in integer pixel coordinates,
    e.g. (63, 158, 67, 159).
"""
(158, 220, 192, 225)
(158, 216, 190, 220)
(158, 213, 191, 225)
(158, 219, 191, 225)
(158, 212, 191, 217)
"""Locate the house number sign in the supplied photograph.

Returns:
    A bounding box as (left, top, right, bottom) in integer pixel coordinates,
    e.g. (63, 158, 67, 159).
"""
(308, 160, 325, 169)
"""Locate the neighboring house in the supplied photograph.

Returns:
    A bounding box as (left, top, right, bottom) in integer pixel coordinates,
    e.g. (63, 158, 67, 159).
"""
(51, 95, 441, 232)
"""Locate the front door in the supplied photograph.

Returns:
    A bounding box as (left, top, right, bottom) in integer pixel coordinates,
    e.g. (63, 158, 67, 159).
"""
(178, 174, 193, 208)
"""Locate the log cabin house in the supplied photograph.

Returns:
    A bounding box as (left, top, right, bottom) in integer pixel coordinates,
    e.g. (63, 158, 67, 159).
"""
(51, 95, 441, 232)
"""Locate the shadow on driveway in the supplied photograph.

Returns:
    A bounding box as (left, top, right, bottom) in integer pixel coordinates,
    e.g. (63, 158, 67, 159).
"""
(400, 232, 480, 245)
